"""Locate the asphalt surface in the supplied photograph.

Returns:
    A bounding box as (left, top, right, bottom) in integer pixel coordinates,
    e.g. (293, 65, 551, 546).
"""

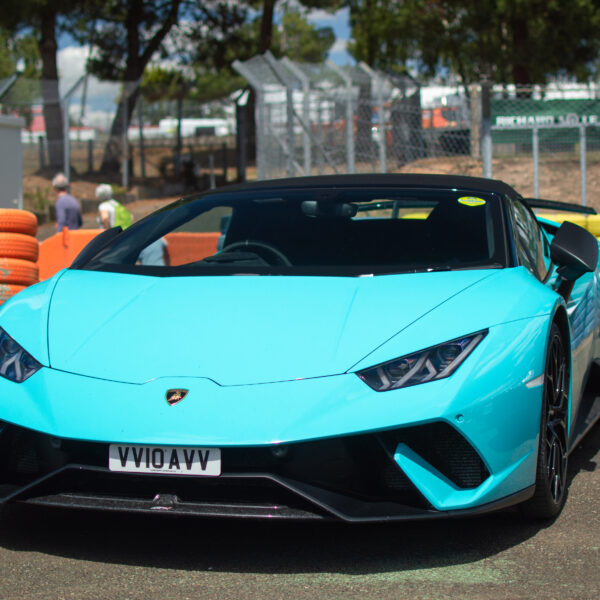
(0, 423, 598, 600)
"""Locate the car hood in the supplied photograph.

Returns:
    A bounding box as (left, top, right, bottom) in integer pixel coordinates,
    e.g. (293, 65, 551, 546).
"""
(46, 269, 496, 385)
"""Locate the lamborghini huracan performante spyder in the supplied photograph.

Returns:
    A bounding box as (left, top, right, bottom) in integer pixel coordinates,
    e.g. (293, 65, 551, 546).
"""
(1, 174, 600, 522)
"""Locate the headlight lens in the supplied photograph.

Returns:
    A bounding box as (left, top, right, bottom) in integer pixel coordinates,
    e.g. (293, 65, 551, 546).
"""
(0, 328, 42, 383)
(357, 330, 487, 391)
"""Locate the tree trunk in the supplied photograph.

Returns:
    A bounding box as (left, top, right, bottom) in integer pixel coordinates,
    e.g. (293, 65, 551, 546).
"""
(101, 85, 141, 173)
(259, 0, 276, 53)
(39, 8, 64, 170)
(100, 0, 181, 173)
(245, 0, 277, 167)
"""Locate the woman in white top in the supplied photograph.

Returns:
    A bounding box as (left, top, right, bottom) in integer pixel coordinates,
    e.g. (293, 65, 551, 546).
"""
(96, 183, 117, 229)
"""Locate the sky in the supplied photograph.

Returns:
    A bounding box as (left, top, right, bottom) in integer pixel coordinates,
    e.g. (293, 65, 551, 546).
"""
(306, 7, 352, 65)
(55, 5, 353, 126)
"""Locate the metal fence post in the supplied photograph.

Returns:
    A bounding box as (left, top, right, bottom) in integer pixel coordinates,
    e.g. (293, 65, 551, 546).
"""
(138, 98, 146, 179)
(316, 96, 323, 174)
(532, 125, 539, 198)
(359, 62, 386, 172)
(328, 61, 355, 174)
(481, 78, 492, 178)
(87, 139, 93, 172)
(122, 89, 128, 188)
(580, 124, 587, 206)
(285, 85, 295, 177)
(256, 91, 267, 180)
(377, 74, 386, 172)
(38, 137, 46, 169)
(63, 97, 70, 180)
(60, 74, 86, 182)
(282, 58, 311, 176)
(209, 154, 215, 188)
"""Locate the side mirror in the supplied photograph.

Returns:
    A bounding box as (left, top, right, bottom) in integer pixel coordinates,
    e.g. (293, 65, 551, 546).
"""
(550, 221, 598, 299)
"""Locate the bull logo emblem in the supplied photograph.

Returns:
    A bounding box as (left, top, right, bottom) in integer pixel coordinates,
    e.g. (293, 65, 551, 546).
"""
(166, 389, 189, 406)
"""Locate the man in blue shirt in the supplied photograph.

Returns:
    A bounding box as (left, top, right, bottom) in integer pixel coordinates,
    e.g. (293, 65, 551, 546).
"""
(52, 173, 82, 231)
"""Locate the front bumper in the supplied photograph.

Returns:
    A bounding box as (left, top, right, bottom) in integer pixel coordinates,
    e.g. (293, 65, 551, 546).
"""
(0, 422, 534, 521)
(0, 318, 548, 519)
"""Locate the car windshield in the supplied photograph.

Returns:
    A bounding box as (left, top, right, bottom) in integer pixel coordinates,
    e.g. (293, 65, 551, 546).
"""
(80, 186, 508, 276)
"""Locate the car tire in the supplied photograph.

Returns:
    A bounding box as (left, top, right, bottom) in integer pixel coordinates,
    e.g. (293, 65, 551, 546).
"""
(0, 209, 38, 237)
(521, 322, 569, 519)
(0, 283, 26, 304)
(0, 258, 39, 287)
(0, 233, 39, 262)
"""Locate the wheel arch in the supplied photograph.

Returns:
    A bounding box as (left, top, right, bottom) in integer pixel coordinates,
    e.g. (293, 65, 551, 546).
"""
(551, 304, 573, 440)
(552, 304, 571, 375)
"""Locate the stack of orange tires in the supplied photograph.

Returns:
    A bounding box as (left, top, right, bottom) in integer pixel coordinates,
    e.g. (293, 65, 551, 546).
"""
(0, 209, 39, 305)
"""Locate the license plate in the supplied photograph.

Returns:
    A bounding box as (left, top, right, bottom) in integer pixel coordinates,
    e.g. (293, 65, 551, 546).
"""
(109, 444, 221, 476)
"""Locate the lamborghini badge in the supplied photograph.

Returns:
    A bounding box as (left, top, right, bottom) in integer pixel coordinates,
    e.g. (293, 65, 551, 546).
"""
(166, 389, 189, 406)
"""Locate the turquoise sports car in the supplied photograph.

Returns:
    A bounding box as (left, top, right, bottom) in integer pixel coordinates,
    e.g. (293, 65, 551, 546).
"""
(0, 174, 599, 521)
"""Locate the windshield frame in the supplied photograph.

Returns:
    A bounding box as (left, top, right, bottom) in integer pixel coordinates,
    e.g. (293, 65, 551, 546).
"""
(77, 185, 510, 277)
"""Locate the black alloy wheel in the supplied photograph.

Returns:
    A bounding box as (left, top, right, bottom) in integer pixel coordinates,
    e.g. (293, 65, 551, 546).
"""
(522, 323, 569, 518)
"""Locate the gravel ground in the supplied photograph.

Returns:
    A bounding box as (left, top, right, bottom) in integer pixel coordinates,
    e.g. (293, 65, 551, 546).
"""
(0, 423, 598, 600)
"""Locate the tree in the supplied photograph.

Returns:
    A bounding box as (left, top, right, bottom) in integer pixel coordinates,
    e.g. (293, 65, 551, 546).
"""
(280, 11, 335, 63)
(185, 4, 336, 103)
(0, 31, 41, 130)
(256, 0, 341, 56)
(76, 0, 184, 171)
(347, 0, 600, 86)
(0, 0, 83, 168)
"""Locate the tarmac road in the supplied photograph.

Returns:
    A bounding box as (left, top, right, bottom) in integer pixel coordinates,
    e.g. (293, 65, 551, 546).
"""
(0, 424, 598, 600)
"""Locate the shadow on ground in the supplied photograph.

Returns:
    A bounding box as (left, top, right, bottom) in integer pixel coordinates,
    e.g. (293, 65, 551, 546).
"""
(0, 423, 598, 576)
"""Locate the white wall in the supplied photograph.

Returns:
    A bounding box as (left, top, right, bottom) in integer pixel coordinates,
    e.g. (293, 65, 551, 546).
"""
(0, 116, 24, 209)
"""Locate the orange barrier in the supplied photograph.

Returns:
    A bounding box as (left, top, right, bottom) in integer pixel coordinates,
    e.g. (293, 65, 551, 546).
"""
(37, 228, 220, 280)
(38, 228, 101, 280)
(165, 232, 220, 266)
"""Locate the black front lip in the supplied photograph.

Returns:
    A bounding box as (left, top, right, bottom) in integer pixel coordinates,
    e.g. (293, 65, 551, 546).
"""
(0, 464, 535, 522)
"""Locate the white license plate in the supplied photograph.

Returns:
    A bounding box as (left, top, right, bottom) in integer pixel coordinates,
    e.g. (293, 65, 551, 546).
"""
(109, 444, 221, 476)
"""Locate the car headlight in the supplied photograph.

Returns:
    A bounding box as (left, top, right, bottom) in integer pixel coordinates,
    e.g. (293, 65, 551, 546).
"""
(0, 327, 42, 383)
(357, 330, 487, 391)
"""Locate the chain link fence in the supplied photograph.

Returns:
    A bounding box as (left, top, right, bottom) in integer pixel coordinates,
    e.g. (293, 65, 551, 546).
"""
(3, 61, 600, 211)
(0, 75, 236, 197)
(233, 54, 600, 207)
(233, 52, 473, 180)
(490, 84, 600, 205)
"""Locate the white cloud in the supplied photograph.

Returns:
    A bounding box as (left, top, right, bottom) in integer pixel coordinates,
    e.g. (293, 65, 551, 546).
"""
(57, 45, 125, 114)
(330, 38, 348, 55)
(307, 7, 350, 32)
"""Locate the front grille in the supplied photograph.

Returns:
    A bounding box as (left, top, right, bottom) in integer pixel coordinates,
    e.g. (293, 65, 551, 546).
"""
(379, 422, 489, 488)
(0, 424, 432, 516)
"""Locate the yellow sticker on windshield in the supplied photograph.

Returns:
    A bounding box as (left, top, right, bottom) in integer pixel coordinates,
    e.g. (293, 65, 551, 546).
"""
(458, 196, 486, 207)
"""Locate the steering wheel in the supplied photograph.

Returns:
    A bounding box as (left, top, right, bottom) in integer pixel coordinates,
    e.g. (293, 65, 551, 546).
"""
(221, 240, 292, 266)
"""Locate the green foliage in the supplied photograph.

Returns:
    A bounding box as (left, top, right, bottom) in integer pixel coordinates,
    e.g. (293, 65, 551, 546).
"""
(141, 67, 190, 102)
(0, 29, 40, 80)
(348, 0, 600, 85)
(24, 186, 50, 214)
(0, 30, 15, 79)
(187, 72, 246, 104)
(76, 0, 184, 81)
(280, 11, 334, 63)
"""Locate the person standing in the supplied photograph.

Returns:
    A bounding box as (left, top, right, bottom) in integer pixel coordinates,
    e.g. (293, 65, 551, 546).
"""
(52, 173, 82, 231)
(96, 183, 132, 230)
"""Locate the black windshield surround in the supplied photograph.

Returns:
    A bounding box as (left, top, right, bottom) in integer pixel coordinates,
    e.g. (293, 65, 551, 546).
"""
(78, 186, 509, 277)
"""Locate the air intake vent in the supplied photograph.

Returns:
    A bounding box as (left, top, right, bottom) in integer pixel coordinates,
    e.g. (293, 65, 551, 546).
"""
(380, 422, 489, 489)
